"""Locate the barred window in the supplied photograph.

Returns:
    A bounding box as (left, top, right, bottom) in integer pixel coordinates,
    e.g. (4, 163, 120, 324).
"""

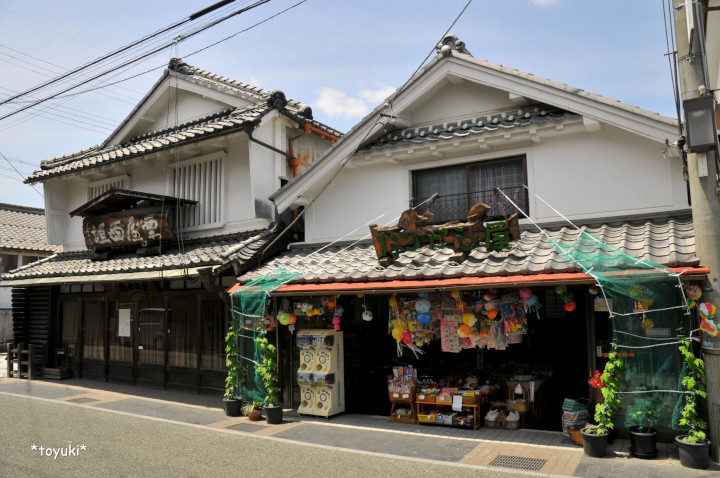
(169, 154, 224, 230)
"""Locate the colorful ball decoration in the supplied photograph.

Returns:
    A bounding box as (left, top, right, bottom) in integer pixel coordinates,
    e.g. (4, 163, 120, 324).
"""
(457, 324, 472, 338)
(640, 317, 654, 330)
(278, 312, 292, 326)
(687, 284, 703, 301)
(700, 318, 719, 336)
(699, 302, 717, 319)
(327, 298, 336, 309)
(451, 290, 461, 300)
(639, 296, 654, 309)
(564, 301, 577, 312)
(628, 285, 643, 298)
(362, 310, 373, 321)
(555, 285, 567, 295)
(389, 296, 398, 308)
(462, 313, 477, 327)
(415, 298, 431, 313)
(417, 312, 432, 325)
(488, 309, 498, 320)
(391, 326, 404, 340)
(401, 331, 413, 345)
(688, 299, 697, 309)
(561, 292, 574, 303)
(288, 313, 297, 325)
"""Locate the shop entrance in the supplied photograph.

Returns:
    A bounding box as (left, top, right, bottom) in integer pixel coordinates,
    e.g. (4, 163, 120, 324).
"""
(337, 288, 590, 431)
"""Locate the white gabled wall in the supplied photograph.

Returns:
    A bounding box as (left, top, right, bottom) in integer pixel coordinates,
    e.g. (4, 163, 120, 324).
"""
(304, 124, 689, 243)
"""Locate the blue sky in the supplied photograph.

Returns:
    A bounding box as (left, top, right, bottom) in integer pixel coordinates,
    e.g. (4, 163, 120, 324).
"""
(0, 0, 679, 208)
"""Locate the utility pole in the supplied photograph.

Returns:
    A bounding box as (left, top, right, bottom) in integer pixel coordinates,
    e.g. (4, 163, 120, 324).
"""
(673, 0, 720, 461)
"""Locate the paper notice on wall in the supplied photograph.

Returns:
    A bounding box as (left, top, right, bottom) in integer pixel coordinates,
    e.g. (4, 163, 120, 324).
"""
(118, 309, 131, 337)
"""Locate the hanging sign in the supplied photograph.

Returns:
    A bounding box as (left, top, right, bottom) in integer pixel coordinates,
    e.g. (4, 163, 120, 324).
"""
(82, 206, 173, 251)
(369, 203, 519, 264)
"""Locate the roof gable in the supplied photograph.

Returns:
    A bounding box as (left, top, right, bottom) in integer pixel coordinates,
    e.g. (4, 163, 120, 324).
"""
(271, 34, 678, 213)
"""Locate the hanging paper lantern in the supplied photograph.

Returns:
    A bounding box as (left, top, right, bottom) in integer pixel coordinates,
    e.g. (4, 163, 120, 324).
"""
(462, 313, 477, 327)
(391, 326, 404, 340)
(688, 299, 697, 309)
(457, 324, 472, 338)
(641, 317, 654, 330)
(415, 298, 431, 313)
(389, 296, 397, 308)
(700, 318, 719, 336)
(327, 298, 336, 309)
(564, 301, 577, 312)
(561, 291, 574, 303)
(687, 284, 703, 301)
(417, 312, 432, 325)
(288, 313, 297, 325)
(555, 285, 567, 295)
(488, 309, 498, 320)
(699, 302, 717, 319)
(401, 331, 413, 345)
(451, 290, 461, 300)
(278, 312, 292, 326)
(332, 316, 341, 326)
(628, 285, 643, 298)
(362, 310, 373, 321)
(333, 324, 341, 331)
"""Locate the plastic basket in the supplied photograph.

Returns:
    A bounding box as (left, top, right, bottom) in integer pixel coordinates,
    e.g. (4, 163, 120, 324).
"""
(562, 397, 590, 412)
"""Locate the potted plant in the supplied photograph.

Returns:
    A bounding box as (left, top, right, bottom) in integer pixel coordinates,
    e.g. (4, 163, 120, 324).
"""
(582, 347, 624, 457)
(244, 401, 263, 421)
(625, 397, 664, 458)
(256, 332, 283, 424)
(223, 321, 243, 417)
(675, 338, 710, 469)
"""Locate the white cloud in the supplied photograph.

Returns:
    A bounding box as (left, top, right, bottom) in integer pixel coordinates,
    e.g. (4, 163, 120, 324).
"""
(314, 87, 369, 118)
(529, 0, 559, 6)
(314, 85, 396, 120)
(360, 85, 396, 104)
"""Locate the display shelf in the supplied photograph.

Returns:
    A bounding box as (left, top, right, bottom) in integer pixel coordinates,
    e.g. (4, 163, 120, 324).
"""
(388, 388, 416, 423)
(416, 394, 480, 429)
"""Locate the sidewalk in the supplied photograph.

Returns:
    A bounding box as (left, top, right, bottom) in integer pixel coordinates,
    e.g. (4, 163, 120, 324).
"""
(0, 375, 717, 477)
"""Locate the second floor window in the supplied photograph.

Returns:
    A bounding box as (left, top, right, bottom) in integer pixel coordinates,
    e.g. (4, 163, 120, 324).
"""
(411, 156, 528, 223)
(169, 154, 224, 231)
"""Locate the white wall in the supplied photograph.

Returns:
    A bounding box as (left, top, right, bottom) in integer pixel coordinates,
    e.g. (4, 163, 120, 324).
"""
(304, 124, 689, 242)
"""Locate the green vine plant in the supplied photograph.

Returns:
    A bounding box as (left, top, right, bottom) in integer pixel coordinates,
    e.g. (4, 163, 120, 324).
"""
(678, 338, 708, 444)
(224, 321, 243, 400)
(585, 346, 625, 435)
(255, 332, 281, 407)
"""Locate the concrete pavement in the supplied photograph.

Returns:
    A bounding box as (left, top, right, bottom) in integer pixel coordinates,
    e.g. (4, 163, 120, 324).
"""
(0, 367, 718, 477)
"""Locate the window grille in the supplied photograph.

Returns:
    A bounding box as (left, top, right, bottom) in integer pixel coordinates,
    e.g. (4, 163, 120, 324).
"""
(169, 155, 223, 230)
(87, 175, 130, 200)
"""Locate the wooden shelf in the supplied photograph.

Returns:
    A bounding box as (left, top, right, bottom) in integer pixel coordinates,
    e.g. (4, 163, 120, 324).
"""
(416, 395, 481, 430)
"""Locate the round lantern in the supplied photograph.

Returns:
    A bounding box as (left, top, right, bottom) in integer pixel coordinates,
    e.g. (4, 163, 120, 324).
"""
(457, 324, 472, 338)
(564, 301, 577, 312)
(687, 284, 703, 301)
(278, 312, 292, 326)
(288, 313, 297, 325)
(488, 309, 498, 320)
(415, 298, 431, 313)
(389, 296, 397, 308)
(555, 285, 567, 295)
(451, 290, 461, 299)
(401, 331, 412, 345)
(362, 310, 373, 321)
(391, 326, 404, 340)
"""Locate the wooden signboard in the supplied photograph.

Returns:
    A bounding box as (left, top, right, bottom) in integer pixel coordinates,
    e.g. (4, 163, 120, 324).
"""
(83, 206, 173, 251)
(369, 203, 519, 264)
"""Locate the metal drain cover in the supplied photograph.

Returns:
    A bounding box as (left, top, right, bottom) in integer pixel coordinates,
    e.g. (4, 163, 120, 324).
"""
(489, 455, 546, 471)
(66, 397, 98, 404)
(227, 423, 267, 433)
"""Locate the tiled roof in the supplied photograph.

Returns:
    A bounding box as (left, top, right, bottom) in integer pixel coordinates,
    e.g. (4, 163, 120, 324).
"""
(0, 203, 60, 253)
(2, 227, 276, 281)
(25, 59, 342, 184)
(358, 105, 574, 154)
(239, 216, 698, 284)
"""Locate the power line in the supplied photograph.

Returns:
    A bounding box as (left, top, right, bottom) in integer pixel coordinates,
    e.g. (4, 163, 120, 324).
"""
(0, 0, 240, 107)
(0, 0, 271, 123)
(0, 150, 43, 198)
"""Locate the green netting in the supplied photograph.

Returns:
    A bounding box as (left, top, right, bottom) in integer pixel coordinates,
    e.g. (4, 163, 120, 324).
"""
(549, 230, 692, 431)
(228, 269, 303, 403)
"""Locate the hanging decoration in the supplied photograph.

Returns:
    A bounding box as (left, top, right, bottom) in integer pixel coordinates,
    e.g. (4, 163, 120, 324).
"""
(555, 285, 576, 312)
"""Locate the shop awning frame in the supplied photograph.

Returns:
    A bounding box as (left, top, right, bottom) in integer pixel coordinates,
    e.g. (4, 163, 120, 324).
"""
(226, 266, 710, 296)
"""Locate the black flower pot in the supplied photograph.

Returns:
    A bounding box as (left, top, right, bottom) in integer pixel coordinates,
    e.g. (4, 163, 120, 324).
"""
(581, 429, 609, 457)
(629, 426, 658, 458)
(264, 404, 283, 424)
(223, 398, 242, 417)
(675, 436, 710, 469)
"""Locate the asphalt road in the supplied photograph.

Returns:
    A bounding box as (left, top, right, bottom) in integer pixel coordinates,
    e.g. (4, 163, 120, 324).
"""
(0, 393, 539, 478)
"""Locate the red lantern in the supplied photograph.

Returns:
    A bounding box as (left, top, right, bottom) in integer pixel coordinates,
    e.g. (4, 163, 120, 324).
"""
(563, 301, 576, 312)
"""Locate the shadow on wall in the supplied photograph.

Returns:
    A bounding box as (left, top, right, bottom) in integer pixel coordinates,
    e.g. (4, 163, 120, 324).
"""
(0, 309, 12, 342)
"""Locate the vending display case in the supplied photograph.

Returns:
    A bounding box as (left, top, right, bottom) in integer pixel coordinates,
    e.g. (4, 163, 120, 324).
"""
(296, 329, 345, 417)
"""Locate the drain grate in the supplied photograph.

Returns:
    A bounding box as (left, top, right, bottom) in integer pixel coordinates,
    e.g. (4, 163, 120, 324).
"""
(489, 455, 546, 471)
(227, 423, 267, 433)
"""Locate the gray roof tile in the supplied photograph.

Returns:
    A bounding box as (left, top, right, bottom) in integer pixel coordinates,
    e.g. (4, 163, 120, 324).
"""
(0, 203, 60, 253)
(239, 216, 698, 285)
